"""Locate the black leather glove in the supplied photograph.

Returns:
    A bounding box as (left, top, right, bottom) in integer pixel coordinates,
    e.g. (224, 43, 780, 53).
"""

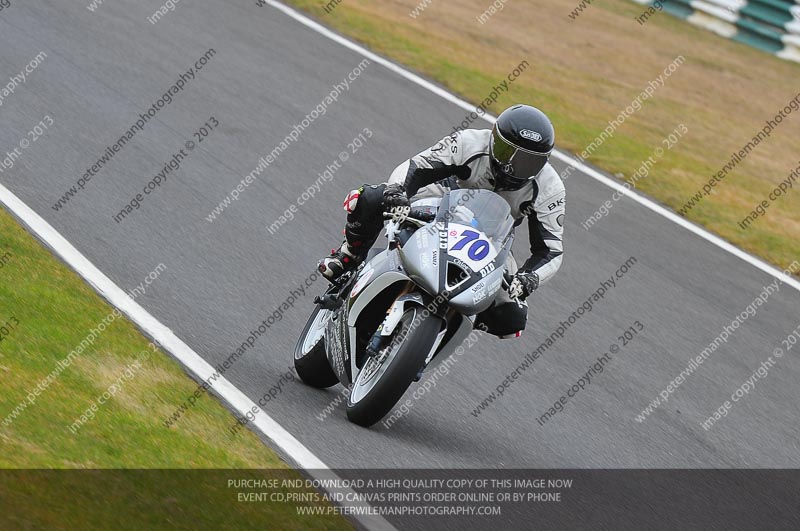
(508, 271, 539, 301)
(382, 183, 410, 209)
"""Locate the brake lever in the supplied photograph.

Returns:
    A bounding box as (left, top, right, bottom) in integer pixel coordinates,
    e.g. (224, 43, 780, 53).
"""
(382, 206, 434, 226)
(382, 206, 410, 222)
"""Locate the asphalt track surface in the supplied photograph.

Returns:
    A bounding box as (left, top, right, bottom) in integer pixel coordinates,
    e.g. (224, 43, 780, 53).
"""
(1, 0, 799, 473)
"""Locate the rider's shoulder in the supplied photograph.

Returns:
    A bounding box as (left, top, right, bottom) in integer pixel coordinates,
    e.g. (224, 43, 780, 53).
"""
(453, 128, 492, 157)
(534, 162, 565, 197)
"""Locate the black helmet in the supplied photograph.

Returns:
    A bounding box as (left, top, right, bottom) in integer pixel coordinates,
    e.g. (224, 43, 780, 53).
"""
(489, 105, 555, 191)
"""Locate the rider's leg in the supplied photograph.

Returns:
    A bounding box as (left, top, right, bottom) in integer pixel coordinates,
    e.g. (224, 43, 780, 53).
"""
(474, 253, 528, 338)
(318, 185, 386, 280)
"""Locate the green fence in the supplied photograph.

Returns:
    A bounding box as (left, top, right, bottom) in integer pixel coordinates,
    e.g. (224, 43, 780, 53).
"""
(631, 0, 800, 63)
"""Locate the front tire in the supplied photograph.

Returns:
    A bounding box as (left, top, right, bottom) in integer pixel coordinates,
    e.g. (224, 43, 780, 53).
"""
(294, 306, 339, 388)
(346, 308, 441, 427)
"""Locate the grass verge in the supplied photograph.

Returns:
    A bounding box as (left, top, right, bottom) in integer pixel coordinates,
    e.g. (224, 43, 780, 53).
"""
(0, 205, 351, 529)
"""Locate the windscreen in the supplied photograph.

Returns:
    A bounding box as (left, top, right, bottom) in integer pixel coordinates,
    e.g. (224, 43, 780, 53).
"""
(436, 189, 514, 246)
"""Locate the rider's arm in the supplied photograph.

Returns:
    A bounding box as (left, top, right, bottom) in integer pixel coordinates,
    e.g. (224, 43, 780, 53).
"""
(388, 132, 471, 196)
(520, 177, 565, 287)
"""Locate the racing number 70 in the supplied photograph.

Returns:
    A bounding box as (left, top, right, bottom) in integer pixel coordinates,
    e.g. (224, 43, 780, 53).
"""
(451, 229, 490, 261)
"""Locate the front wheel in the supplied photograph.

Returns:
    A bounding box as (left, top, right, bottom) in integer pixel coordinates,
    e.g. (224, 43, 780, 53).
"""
(294, 306, 339, 388)
(346, 308, 441, 427)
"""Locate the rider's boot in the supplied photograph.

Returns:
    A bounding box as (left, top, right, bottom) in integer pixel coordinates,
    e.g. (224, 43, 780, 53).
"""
(318, 241, 363, 281)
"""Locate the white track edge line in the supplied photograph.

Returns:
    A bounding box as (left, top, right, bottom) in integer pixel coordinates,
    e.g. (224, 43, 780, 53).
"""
(0, 182, 396, 531)
(266, 0, 800, 294)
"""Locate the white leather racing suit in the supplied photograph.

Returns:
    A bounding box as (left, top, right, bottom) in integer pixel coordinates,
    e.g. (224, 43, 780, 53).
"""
(388, 128, 565, 288)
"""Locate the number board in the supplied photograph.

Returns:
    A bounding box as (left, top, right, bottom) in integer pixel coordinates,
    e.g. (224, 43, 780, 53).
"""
(446, 223, 496, 271)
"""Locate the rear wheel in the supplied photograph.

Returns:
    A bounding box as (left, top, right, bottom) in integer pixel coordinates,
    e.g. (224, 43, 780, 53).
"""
(346, 308, 441, 427)
(294, 306, 339, 388)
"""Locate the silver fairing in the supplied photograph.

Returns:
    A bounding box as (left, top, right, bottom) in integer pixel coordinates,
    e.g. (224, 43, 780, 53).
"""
(329, 190, 515, 387)
(399, 223, 509, 316)
(447, 266, 505, 315)
(398, 224, 440, 294)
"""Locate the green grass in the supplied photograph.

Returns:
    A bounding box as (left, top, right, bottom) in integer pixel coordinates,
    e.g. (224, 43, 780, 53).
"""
(0, 206, 351, 529)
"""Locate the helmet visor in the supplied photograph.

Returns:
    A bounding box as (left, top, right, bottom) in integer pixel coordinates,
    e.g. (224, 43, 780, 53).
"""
(490, 128, 550, 183)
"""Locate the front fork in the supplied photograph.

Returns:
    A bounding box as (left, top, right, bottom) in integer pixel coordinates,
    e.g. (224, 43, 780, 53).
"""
(364, 284, 420, 359)
(364, 288, 451, 379)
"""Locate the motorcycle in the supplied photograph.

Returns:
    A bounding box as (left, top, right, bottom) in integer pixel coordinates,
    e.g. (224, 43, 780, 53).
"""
(294, 189, 515, 427)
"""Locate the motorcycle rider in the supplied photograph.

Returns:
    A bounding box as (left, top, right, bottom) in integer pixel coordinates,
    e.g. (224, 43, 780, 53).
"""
(318, 104, 565, 338)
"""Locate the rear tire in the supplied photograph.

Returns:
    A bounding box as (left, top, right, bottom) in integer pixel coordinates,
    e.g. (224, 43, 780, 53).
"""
(294, 306, 339, 388)
(346, 308, 441, 427)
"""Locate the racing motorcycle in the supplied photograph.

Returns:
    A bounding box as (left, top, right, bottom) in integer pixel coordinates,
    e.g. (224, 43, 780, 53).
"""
(294, 189, 515, 427)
